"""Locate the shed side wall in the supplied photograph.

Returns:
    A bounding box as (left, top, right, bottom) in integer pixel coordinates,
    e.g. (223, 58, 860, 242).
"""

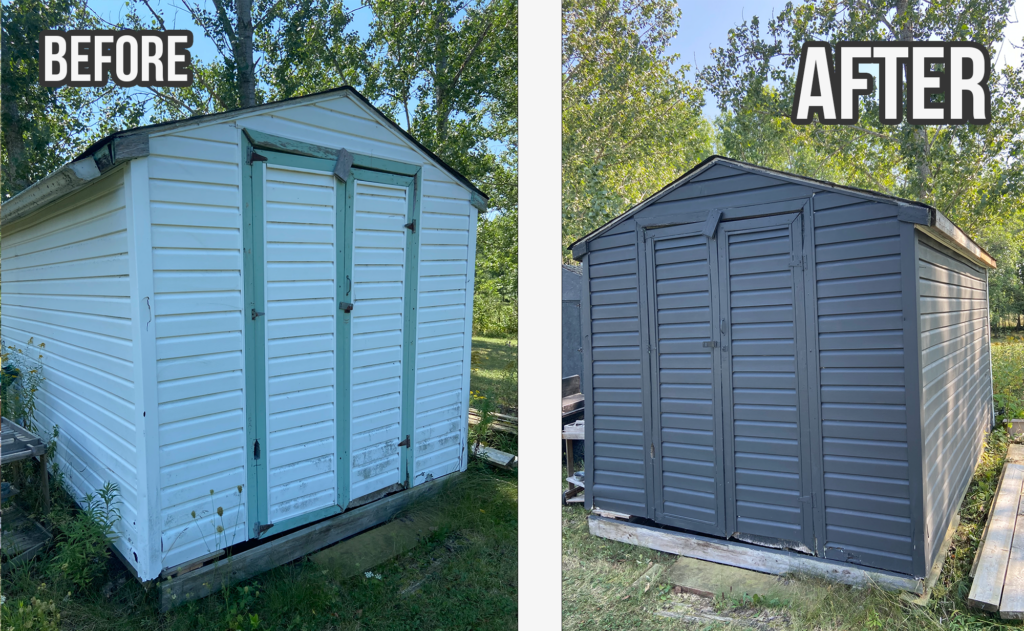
(585, 218, 648, 515)
(916, 233, 991, 569)
(0, 170, 141, 569)
(812, 193, 916, 576)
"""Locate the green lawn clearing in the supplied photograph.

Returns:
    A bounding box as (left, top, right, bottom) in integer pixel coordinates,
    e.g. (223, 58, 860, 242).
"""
(2, 460, 517, 631)
(470, 336, 517, 414)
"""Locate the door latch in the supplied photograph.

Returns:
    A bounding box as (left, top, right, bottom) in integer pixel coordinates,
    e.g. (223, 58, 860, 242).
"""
(702, 340, 719, 348)
(398, 435, 411, 448)
(253, 438, 261, 460)
(251, 308, 265, 320)
(339, 301, 354, 313)
(404, 219, 416, 232)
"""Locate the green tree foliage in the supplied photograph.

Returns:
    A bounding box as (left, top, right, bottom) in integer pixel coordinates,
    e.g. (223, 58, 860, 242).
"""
(361, 0, 518, 335)
(0, 0, 148, 197)
(696, 1, 1024, 325)
(562, 0, 713, 255)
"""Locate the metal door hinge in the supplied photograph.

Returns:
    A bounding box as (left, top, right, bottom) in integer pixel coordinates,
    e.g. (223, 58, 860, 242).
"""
(253, 438, 261, 460)
(398, 435, 411, 448)
(339, 301, 354, 313)
(404, 219, 416, 232)
(253, 521, 273, 537)
(247, 147, 268, 165)
(251, 308, 265, 320)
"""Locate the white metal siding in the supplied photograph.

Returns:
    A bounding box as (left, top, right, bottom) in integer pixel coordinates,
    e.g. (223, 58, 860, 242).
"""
(350, 180, 408, 499)
(0, 171, 140, 564)
(148, 124, 248, 569)
(263, 165, 337, 521)
(414, 186, 475, 484)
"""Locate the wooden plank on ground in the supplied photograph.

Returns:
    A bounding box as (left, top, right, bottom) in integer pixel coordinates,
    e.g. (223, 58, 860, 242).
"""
(968, 463, 1024, 611)
(999, 493, 1024, 619)
(158, 475, 450, 611)
(975, 446, 1024, 578)
(471, 444, 517, 470)
(589, 516, 924, 593)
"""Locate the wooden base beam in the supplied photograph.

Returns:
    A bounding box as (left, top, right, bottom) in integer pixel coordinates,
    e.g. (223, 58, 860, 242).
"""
(589, 516, 924, 594)
(159, 476, 451, 611)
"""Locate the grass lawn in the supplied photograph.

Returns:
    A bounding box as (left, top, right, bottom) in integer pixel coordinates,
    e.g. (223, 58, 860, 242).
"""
(563, 338, 1024, 630)
(470, 336, 517, 413)
(2, 460, 517, 631)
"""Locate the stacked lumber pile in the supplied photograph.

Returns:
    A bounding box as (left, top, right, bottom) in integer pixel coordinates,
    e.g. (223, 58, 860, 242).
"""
(968, 444, 1024, 618)
(468, 407, 518, 435)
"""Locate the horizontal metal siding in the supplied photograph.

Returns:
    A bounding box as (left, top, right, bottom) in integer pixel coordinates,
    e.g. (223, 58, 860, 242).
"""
(587, 219, 648, 515)
(0, 171, 140, 559)
(149, 124, 248, 569)
(813, 196, 914, 575)
(917, 236, 991, 569)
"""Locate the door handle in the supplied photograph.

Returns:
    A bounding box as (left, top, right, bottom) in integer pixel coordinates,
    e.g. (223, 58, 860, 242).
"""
(339, 301, 354, 313)
(720, 317, 727, 335)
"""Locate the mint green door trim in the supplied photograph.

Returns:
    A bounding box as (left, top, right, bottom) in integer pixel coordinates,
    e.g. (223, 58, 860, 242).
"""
(241, 131, 422, 539)
(348, 167, 421, 489)
(241, 133, 262, 540)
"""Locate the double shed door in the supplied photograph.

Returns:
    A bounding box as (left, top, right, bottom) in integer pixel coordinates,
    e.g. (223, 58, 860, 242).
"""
(641, 211, 818, 551)
(243, 144, 420, 539)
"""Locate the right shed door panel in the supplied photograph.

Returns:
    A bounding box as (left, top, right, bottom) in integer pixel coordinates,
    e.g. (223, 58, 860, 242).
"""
(717, 214, 816, 551)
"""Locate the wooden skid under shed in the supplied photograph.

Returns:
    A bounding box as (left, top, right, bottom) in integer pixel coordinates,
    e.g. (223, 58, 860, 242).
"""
(589, 516, 925, 593)
(968, 445, 1024, 618)
(159, 476, 449, 611)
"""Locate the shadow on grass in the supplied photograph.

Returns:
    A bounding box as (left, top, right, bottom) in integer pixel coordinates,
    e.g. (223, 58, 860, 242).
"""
(2, 460, 517, 631)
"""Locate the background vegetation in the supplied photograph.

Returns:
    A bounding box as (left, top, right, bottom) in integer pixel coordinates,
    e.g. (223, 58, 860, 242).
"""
(0, 0, 518, 337)
(562, 0, 1024, 330)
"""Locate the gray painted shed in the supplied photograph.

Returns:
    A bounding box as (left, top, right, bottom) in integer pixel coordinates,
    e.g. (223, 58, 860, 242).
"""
(570, 156, 996, 579)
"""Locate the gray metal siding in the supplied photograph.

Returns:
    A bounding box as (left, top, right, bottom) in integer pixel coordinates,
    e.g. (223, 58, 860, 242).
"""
(585, 219, 648, 515)
(563, 266, 583, 380)
(917, 234, 991, 569)
(812, 193, 915, 575)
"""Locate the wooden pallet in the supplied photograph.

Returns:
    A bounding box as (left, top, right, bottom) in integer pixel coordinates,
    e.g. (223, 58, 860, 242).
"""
(968, 445, 1024, 618)
(1, 505, 52, 571)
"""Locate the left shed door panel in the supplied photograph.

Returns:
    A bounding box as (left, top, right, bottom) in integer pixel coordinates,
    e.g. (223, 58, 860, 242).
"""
(259, 164, 339, 524)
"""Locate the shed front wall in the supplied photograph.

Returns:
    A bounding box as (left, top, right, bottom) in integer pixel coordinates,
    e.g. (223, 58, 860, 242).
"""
(915, 233, 992, 570)
(583, 163, 928, 576)
(146, 93, 476, 572)
(0, 169, 143, 573)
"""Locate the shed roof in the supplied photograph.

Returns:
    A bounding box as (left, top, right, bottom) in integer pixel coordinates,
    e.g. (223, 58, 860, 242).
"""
(570, 155, 995, 269)
(2, 86, 487, 226)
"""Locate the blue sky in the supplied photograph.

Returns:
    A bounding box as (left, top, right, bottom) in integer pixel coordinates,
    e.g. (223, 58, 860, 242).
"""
(671, 0, 1024, 120)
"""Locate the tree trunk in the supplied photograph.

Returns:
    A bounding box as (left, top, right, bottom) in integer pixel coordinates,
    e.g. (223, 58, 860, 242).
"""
(235, 0, 256, 108)
(1, 36, 29, 194)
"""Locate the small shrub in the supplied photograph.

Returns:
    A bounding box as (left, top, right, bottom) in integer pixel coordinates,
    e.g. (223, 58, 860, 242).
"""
(470, 390, 495, 446)
(51, 482, 122, 591)
(494, 342, 518, 413)
(992, 338, 1024, 420)
(1, 338, 45, 431)
(1, 596, 61, 631)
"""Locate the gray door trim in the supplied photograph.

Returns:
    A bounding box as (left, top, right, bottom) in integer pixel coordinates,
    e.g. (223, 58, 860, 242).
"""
(801, 196, 827, 556)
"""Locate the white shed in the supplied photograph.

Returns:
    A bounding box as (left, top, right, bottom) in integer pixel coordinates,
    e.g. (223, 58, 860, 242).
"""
(0, 87, 485, 581)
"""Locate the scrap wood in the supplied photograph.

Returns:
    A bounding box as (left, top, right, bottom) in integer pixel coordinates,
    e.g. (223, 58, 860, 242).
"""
(471, 443, 517, 470)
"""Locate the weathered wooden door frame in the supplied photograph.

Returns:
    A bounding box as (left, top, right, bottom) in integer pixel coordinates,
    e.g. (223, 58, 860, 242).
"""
(241, 129, 422, 540)
(713, 211, 817, 552)
(636, 221, 729, 535)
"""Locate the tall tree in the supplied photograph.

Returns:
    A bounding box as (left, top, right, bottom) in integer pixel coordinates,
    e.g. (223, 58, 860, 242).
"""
(562, 0, 713, 255)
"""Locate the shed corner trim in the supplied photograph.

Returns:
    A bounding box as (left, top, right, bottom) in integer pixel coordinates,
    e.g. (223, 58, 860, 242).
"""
(896, 206, 931, 225)
(571, 240, 588, 261)
(333, 148, 354, 182)
(470, 191, 487, 213)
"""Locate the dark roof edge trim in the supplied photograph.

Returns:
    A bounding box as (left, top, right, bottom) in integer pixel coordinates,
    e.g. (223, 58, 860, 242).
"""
(568, 155, 995, 269)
